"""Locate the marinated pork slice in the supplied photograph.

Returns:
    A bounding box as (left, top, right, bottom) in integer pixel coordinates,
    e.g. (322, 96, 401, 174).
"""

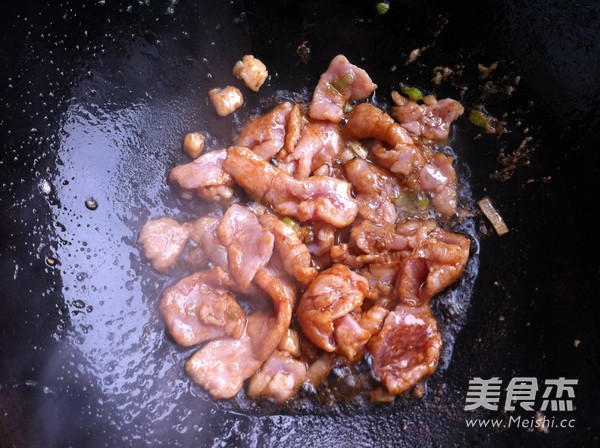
(297, 264, 371, 355)
(169, 149, 234, 202)
(283, 120, 342, 179)
(217, 204, 274, 291)
(258, 213, 318, 285)
(247, 350, 307, 402)
(138, 217, 192, 273)
(235, 102, 293, 160)
(368, 304, 442, 395)
(342, 103, 416, 150)
(350, 219, 408, 254)
(344, 158, 401, 224)
(159, 267, 245, 347)
(394, 219, 470, 306)
(188, 216, 229, 270)
(251, 267, 296, 362)
(223, 146, 358, 227)
(344, 104, 459, 216)
(391, 92, 464, 142)
(186, 312, 267, 399)
(308, 54, 377, 123)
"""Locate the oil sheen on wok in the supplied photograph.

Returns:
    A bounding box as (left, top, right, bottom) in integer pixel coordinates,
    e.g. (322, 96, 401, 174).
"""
(138, 54, 478, 405)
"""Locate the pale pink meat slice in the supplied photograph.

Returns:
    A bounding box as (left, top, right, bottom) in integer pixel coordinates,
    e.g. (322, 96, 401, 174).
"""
(368, 304, 442, 394)
(284, 120, 342, 178)
(258, 213, 318, 285)
(297, 264, 370, 354)
(350, 219, 408, 254)
(188, 216, 229, 270)
(186, 267, 295, 400)
(308, 54, 377, 123)
(344, 104, 458, 216)
(223, 146, 358, 227)
(168, 149, 234, 202)
(217, 204, 274, 291)
(235, 102, 293, 160)
(247, 350, 307, 402)
(159, 267, 245, 347)
(185, 313, 266, 400)
(392, 95, 464, 142)
(344, 158, 401, 224)
(394, 219, 470, 306)
(138, 217, 192, 273)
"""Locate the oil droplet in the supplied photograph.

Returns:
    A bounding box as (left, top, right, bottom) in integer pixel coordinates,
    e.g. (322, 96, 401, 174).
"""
(46, 256, 58, 267)
(73, 299, 85, 309)
(85, 197, 98, 210)
(76, 272, 88, 281)
(39, 179, 52, 195)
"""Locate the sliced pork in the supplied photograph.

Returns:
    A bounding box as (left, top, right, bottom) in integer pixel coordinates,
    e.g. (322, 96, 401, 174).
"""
(247, 350, 307, 402)
(138, 217, 191, 273)
(308, 54, 377, 123)
(159, 267, 245, 347)
(391, 92, 464, 142)
(368, 304, 442, 394)
(169, 149, 234, 202)
(297, 264, 370, 356)
(223, 146, 358, 227)
(235, 102, 292, 160)
(394, 219, 470, 307)
(217, 204, 274, 291)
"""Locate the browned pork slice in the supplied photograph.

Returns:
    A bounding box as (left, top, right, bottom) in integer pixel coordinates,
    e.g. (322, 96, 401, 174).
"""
(169, 149, 234, 202)
(235, 102, 293, 160)
(284, 120, 342, 178)
(297, 264, 371, 355)
(217, 204, 274, 291)
(159, 267, 245, 347)
(247, 350, 307, 402)
(368, 304, 442, 394)
(344, 104, 459, 216)
(258, 213, 318, 285)
(308, 54, 377, 123)
(138, 217, 192, 273)
(224, 146, 358, 227)
(391, 93, 464, 142)
(344, 158, 401, 224)
(394, 219, 470, 307)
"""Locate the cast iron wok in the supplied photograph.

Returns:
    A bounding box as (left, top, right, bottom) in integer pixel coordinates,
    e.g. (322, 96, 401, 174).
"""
(1, 0, 598, 446)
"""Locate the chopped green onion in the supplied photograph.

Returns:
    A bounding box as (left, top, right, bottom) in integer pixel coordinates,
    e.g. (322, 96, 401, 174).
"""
(477, 196, 509, 236)
(393, 191, 417, 208)
(332, 71, 355, 91)
(417, 196, 430, 209)
(349, 141, 368, 159)
(327, 83, 341, 97)
(343, 102, 355, 114)
(401, 84, 424, 102)
(282, 216, 298, 229)
(468, 109, 487, 128)
(376, 2, 390, 15)
(339, 148, 356, 163)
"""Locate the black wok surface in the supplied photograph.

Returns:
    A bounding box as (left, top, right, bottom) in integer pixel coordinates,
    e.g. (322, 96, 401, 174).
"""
(1, 1, 599, 446)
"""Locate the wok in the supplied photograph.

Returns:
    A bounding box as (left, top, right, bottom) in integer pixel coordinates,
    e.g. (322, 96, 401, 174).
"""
(1, 0, 598, 446)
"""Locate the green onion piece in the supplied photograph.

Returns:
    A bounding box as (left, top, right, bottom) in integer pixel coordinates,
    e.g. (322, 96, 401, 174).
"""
(327, 83, 341, 97)
(376, 2, 390, 15)
(332, 71, 355, 91)
(400, 84, 424, 102)
(468, 109, 487, 128)
(393, 191, 417, 208)
(417, 196, 430, 209)
(282, 217, 298, 229)
(349, 141, 368, 159)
